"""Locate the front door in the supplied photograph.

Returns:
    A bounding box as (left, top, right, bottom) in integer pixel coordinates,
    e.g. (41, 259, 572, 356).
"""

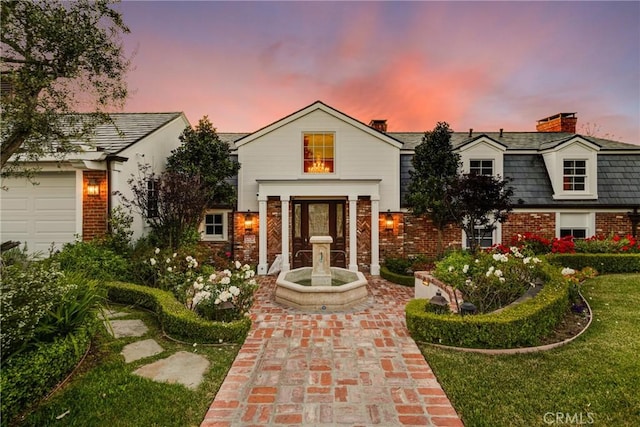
(292, 200, 346, 268)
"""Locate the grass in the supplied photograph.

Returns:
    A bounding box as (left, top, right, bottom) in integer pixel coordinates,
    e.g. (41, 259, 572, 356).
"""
(419, 273, 640, 426)
(16, 306, 240, 427)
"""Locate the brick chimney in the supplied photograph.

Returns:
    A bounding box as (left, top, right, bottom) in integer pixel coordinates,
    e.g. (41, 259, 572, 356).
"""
(536, 112, 577, 133)
(369, 119, 387, 133)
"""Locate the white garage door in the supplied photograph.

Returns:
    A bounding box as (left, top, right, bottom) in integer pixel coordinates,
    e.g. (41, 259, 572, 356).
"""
(1, 172, 78, 254)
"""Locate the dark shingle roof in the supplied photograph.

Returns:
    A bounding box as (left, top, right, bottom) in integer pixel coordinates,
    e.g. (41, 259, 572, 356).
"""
(76, 112, 184, 155)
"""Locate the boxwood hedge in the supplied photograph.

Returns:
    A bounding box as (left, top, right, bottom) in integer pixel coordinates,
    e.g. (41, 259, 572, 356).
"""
(1, 327, 92, 427)
(547, 253, 640, 274)
(405, 271, 570, 349)
(380, 265, 415, 287)
(102, 281, 251, 344)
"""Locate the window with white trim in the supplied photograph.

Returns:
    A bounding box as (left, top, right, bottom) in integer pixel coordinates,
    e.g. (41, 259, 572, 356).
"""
(303, 133, 334, 174)
(560, 228, 587, 240)
(146, 179, 159, 218)
(200, 210, 228, 241)
(470, 159, 494, 176)
(466, 226, 495, 249)
(563, 160, 586, 191)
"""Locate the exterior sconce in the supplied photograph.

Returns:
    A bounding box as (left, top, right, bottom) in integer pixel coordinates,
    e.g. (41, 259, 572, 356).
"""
(385, 210, 394, 231)
(87, 179, 100, 196)
(244, 211, 253, 232)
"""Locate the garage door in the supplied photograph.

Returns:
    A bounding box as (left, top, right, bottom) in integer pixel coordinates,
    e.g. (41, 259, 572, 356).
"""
(1, 172, 78, 254)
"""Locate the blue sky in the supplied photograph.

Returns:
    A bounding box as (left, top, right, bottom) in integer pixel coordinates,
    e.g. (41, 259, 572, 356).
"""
(116, 1, 640, 143)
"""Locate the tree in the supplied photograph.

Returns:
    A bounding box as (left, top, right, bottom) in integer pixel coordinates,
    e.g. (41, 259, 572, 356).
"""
(451, 173, 514, 253)
(405, 122, 460, 256)
(166, 117, 240, 206)
(0, 0, 130, 171)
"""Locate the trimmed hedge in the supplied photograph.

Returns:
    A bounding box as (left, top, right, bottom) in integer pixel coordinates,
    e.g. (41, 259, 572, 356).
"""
(380, 265, 415, 287)
(547, 253, 640, 274)
(102, 281, 251, 344)
(1, 327, 92, 427)
(405, 272, 570, 349)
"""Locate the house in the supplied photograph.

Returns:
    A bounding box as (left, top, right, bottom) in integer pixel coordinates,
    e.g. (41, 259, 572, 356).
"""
(1, 112, 189, 253)
(203, 101, 640, 275)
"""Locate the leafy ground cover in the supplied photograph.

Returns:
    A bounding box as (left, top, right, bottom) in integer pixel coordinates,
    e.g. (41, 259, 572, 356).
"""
(15, 306, 240, 427)
(419, 273, 640, 426)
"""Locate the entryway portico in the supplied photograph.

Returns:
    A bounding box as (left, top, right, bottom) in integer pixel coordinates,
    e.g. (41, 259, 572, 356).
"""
(256, 179, 382, 276)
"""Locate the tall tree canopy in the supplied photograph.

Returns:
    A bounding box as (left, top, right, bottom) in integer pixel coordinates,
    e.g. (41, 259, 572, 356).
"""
(405, 122, 460, 255)
(0, 0, 130, 171)
(166, 117, 241, 207)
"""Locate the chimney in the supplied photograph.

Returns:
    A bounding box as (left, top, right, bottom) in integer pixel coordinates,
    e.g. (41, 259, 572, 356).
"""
(536, 112, 577, 133)
(468, 128, 473, 137)
(369, 119, 387, 133)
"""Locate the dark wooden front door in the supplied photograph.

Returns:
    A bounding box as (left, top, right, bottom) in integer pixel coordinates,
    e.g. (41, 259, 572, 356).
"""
(292, 200, 346, 268)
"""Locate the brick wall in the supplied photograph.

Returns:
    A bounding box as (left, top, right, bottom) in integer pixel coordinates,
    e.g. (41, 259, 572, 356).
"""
(596, 212, 633, 236)
(502, 212, 556, 243)
(82, 171, 108, 241)
(355, 198, 371, 272)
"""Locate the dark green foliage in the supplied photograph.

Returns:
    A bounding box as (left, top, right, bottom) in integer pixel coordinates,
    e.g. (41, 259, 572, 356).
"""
(380, 265, 415, 287)
(406, 122, 460, 255)
(52, 240, 132, 282)
(102, 281, 251, 343)
(166, 117, 240, 207)
(405, 274, 570, 348)
(0, 327, 92, 426)
(99, 205, 134, 255)
(547, 253, 640, 273)
(1, 0, 129, 171)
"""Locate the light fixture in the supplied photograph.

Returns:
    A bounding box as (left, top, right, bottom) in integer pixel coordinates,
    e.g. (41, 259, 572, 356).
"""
(244, 211, 253, 232)
(87, 179, 100, 196)
(385, 210, 393, 231)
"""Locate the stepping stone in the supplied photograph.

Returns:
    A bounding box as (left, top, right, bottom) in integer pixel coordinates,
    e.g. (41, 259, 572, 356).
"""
(121, 339, 164, 363)
(133, 351, 209, 390)
(100, 309, 130, 320)
(106, 319, 148, 338)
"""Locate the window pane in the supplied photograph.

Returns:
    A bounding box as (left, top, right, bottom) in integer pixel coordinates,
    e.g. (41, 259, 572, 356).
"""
(206, 225, 214, 234)
(304, 133, 334, 173)
(308, 203, 329, 236)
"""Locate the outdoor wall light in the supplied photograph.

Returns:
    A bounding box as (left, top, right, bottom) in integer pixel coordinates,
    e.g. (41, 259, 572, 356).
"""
(244, 211, 254, 232)
(87, 179, 100, 196)
(385, 210, 394, 231)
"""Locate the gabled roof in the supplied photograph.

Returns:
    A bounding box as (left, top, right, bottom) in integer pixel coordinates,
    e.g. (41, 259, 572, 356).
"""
(233, 101, 403, 149)
(85, 112, 186, 155)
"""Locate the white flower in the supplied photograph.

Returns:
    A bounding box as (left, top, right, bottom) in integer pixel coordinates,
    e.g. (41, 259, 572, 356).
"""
(462, 264, 469, 274)
(223, 269, 232, 277)
(486, 270, 492, 277)
(248, 279, 257, 286)
(155, 248, 160, 254)
(488, 266, 495, 272)
(492, 253, 508, 263)
(209, 273, 217, 282)
(235, 260, 242, 269)
(494, 269, 503, 277)
(475, 259, 480, 263)
(167, 267, 173, 272)
(149, 258, 157, 266)
(214, 298, 221, 305)
(220, 276, 231, 285)
(533, 257, 542, 264)
(523, 257, 531, 264)
(219, 290, 232, 301)
(499, 277, 506, 283)
(166, 258, 171, 264)
(192, 290, 211, 306)
(561, 267, 576, 276)
(173, 253, 177, 258)
(193, 281, 204, 291)
(448, 266, 454, 272)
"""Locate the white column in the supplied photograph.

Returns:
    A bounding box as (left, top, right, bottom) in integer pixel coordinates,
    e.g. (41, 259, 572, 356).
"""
(257, 197, 269, 275)
(280, 197, 290, 272)
(370, 197, 380, 275)
(348, 196, 358, 271)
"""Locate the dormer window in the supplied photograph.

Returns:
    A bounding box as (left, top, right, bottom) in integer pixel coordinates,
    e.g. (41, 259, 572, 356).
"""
(563, 160, 586, 191)
(470, 159, 494, 176)
(303, 133, 334, 174)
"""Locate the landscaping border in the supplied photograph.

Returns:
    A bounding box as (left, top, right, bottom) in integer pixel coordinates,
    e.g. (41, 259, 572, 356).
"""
(380, 265, 414, 287)
(102, 281, 251, 344)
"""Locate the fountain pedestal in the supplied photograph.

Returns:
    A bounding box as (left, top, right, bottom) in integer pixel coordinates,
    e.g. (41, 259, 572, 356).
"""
(310, 235, 332, 286)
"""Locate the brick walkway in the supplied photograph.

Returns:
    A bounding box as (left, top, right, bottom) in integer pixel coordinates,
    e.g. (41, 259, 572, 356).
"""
(201, 275, 463, 426)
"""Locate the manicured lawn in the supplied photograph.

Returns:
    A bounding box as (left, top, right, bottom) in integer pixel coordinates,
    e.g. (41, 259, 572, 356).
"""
(419, 274, 640, 426)
(17, 307, 240, 427)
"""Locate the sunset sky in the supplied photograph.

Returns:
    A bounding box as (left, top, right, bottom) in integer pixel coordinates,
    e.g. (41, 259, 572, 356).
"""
(116, 1, 640, 144)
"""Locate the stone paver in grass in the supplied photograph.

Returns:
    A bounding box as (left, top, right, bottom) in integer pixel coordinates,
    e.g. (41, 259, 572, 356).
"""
(106, 319, 148, 338)
(134, 351, 210, 390)
(121, 339, 164, 363)
(101, 309, 130, 320)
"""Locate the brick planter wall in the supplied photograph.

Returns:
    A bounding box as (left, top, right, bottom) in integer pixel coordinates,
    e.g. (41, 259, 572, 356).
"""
(82, 171, 108, 241)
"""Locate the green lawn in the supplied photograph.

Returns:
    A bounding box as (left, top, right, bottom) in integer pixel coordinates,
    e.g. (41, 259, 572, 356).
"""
(419, 274, 640, 427)
(17, 307, 240, 427)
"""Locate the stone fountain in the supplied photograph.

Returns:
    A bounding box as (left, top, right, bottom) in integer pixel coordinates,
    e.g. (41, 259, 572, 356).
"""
(275, 236, 368, 311)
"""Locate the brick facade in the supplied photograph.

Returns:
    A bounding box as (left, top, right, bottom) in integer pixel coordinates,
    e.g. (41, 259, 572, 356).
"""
(82, 170, 108, 241)
(595, 212, 634, 236)
(502, 212, 556, 243)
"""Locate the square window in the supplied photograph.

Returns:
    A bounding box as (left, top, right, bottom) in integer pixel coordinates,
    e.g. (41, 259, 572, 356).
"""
(563, 160, 587, 191)
(470, 159, 493, 175)
(202, 211, 227, 241)
(303, 133, 334, 174)
(466, 226, 494, 249)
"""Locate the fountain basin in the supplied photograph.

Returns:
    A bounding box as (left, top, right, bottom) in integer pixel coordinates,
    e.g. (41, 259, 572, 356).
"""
(275, 267, 368, 311)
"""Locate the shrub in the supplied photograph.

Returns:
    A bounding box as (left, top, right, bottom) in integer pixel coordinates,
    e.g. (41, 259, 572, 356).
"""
(406, 264, 570, 348)
(547, 253, 640, 273)
(574, 234, 640, 254)
(102, 281, 251, 343)
(0, 327, 92, 427)
(384, 257, 413, 275)
(380, 265, 415, 287)
(52, 240, 132, 282)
